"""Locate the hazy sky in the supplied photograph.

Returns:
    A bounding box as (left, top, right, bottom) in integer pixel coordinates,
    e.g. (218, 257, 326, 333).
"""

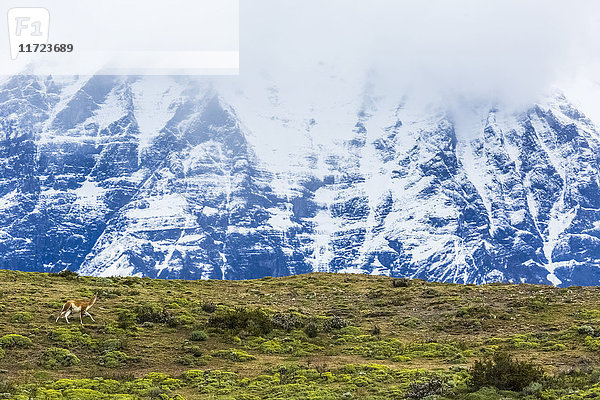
(2, 0, 598, 121)
(239, 0, 600, 118)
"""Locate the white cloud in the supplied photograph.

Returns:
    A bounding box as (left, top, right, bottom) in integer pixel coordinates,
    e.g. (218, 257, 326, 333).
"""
(236, 0, 600, 120)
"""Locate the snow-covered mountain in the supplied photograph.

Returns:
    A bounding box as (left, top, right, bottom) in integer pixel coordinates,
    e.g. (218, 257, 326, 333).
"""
(1, 74, 600, 286)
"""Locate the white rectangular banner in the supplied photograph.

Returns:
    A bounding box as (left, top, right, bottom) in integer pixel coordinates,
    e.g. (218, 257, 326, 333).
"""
(1, 0, 239, 75)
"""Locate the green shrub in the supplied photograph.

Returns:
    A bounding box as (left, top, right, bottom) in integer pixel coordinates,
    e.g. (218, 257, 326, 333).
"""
(190, 330, 208, 341)
(135, 303, 175, 325)
(401, 317, 421, 328)
(10, 311, 33, 323)
(447, 353, 468, 364)
(346, 337, 407, 360)
(304, 322, 319, 338)
(584, 336, 600, 351)
(405, 376, 448, 400)
(323, 315, 348, 331)
(175, 313, 195, 327)
(576, 309, 600, 320)
(407, 341, 462, 359)
(179, 345, 208, 367)
(49, 327, 93, 347)
(41, 347, 80, 368)
(469, 352, 544, 391)
(392, 278, 411, 287)
(271, 312, 304, 331)
(178, 354, 198, 366)
(54, 269, 79, 279)
(464, 387, 502, 400)
(184, 345, 203, 357)
(201, 302, 217, 313)
(98, 288, 122, 299)
(548, 343, 567, 351)
(339, 326, 362, 336)
(117, 310, 137, 329)
(0, 334, 32, 348)
(211, 349, 255, 362)
(208, 306, 273, 335)
(99, 351, 129, 368)
(578, 325, 595, 336)
(510, 334, 540, 349)
(245, 337, 323, 356)
(100, 339, 123, 353)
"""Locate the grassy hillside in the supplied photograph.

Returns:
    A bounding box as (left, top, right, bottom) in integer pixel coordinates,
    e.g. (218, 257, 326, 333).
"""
(1, 270, 600, 399)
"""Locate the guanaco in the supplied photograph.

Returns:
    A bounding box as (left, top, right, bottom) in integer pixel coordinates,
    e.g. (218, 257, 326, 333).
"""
(56, 293, 97, 325)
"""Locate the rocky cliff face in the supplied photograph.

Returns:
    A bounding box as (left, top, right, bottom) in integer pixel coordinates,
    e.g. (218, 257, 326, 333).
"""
(1, 74, 599, 286)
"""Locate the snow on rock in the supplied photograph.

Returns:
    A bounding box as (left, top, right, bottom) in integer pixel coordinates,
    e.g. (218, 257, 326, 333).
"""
(0, 74, 600, 285)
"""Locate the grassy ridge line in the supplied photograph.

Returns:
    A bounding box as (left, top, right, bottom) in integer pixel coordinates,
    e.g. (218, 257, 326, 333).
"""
(0, 269, 599, 399)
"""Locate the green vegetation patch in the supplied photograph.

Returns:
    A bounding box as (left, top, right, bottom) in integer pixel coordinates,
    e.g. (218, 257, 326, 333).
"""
(10, 311, 33, 323)
(211, 349, 256, 362)
(99, 350, 130, 368)
(0, 333, 32, 348)
(189, 330, 208, 341)
(49, 327, 94, 347)
(208, 306, 273, 335)
(40, 347, 80, 369)
(245, 336, 323, 356)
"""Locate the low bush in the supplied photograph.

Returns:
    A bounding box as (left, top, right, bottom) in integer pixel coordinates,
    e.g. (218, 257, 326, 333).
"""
(245, 337, 323, 356)
(323, 315, 348, 331)
(55, 269, 79, 279)
(509, 334, 540, 349)
(99, 351, 129, 368)
(117, 309, 137, 330)
(584, 335, 600, 351)
(304, 322, 319, 338)
(41, 347, 80, 368)
(392, 278, 411, 287)
(49, 327, 93, 347)
(401, 317, 421, 328)
(135, 303, 175, 325)
(578, 325, 595, 336)
(100, 339, 123, 353)
(179, 345, 208, 367)
(272, 312, 305, 332)
(175, 313, 195, 327)
(211, 349, 255, 362)
(201, 302, 217, 313)
(469, 352, 544, 391)
(184, 345, 203, 357)
(464, 387, 502, 400)
(10, 311, 33, 323)
(190, 330, 208, 341)
(405, 376, 448, 400)
(208, 306, 273, 335)
(0, 334, 32, 348)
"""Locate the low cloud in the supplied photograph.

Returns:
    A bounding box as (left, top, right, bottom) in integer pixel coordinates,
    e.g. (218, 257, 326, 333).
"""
(237, 0, 600, 118)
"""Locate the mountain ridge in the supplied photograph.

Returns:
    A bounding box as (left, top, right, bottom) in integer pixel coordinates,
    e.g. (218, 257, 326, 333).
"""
(1, 74, 600, 285)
